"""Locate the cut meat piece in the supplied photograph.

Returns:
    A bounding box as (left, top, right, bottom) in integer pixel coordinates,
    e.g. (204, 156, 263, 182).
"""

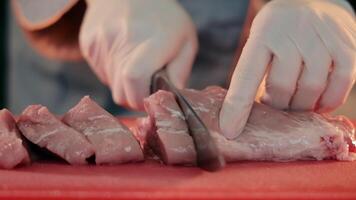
(62, 96, 143, 164)
(17, 105, 94, 165)
(182, 86, 356, 162)
(0, 109, 30, 169)
(138, 86, 356, 164)
(136, 91, 196, 165)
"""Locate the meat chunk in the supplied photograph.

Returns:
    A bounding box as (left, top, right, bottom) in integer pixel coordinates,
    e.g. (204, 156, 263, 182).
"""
(62, 96, 143, 164)
(136, 91, 196, 165)
(0, 109, 30, 169)
(182, 86, 356, 161)
(17, 105, 94, 165)
(139, 86, 356, 164)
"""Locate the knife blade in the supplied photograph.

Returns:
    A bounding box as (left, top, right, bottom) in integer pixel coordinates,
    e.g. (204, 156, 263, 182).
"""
(151, 68, 226, 172)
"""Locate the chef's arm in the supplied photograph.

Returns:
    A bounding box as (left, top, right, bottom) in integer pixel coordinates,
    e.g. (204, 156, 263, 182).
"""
(11, 0, 86, 61)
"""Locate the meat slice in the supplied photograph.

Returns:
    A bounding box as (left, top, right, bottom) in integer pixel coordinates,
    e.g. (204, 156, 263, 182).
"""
(17, 105, 94, 165)
(0, 109, 30, 169)
(139, 86, 356, 164)
(62, 96, 143, 164)
(136, 91, 196, 165)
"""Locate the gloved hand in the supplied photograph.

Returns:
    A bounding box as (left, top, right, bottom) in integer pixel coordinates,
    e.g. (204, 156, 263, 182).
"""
(79, 0, 198, 109)
(220, 0, 356, 139)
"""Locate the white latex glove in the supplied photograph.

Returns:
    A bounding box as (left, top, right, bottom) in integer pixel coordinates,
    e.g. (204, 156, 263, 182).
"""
(220, 0, 356, 139)
(80, 0, 198, 110)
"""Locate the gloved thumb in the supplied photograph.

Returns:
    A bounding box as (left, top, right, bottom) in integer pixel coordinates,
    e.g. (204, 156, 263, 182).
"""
(166, 32, 198, 89)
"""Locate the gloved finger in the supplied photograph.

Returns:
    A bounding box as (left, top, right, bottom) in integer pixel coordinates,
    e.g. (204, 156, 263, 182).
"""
(290, 24, 332, 111)
(104, 32, 130, 107)
(121, 40, 181, 110)
(79, 28, 110, 85)
(311, 12, 356, 112)
(220, 38, 271, 139)
(262, 38, 302, 110)
(166, 37, 198, 89)
(317, 48, 355, 112)
(100, 26, 126, 87)
(111, 66, 127, 107)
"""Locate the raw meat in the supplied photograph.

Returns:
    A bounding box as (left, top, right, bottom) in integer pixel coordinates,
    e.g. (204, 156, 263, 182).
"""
(17, 105, 95, 165)
(182, 86, 356, 161)
(138, 86, 356, 164)
(0, 109, 30, 169)
(135, 91, 196, 165)
(62, 96, 143, 164)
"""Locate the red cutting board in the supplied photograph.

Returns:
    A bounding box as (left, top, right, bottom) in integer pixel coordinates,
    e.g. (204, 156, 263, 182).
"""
(0, 119, 355, 200)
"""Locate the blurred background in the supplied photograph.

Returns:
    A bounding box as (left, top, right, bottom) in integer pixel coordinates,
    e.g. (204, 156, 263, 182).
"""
(0, 1, 6, 109)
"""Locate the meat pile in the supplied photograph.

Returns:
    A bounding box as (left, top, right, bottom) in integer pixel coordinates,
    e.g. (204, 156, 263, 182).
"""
(16, 96, 143, 166)
(0, 86, 355, 169)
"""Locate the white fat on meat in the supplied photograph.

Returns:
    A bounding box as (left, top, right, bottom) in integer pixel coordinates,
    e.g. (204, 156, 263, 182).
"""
(0, 109, 30, 169)
(17, 105, 94, 165)
(137, 86, 356, 165)
(62, 96, 144, 165)
(136, 90, 197, 165)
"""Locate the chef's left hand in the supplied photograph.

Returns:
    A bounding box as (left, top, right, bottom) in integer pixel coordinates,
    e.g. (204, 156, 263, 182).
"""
(220, 0, 356, 139)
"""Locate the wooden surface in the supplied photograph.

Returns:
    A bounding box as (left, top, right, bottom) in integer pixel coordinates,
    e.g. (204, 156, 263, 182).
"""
(0, 119, 355, 200)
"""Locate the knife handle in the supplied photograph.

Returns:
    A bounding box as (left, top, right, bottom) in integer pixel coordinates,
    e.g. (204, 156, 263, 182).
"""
(150, 68, 172, 94)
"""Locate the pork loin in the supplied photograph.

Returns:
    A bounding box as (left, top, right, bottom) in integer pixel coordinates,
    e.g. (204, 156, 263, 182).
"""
(62, 96, 143, 164)
(182, 86, 356, 162)
(17, 105, 95, 165)
(0, 109, 30, 169)
(137, 86, 356, 164)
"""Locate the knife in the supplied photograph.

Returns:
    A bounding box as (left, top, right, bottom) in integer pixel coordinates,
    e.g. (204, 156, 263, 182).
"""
(151, 68, 226, 172)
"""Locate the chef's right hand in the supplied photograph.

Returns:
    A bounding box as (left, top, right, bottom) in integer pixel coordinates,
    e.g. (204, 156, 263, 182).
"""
(79, 0, 198, 110)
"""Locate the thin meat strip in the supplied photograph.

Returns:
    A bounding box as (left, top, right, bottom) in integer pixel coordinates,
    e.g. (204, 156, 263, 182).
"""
(0, 109, 30, 169)
(138, 86, 356, 164)
(17, 105, 95, 165)
(62, 96, 143, 164)
(135, 90, 196, 165)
